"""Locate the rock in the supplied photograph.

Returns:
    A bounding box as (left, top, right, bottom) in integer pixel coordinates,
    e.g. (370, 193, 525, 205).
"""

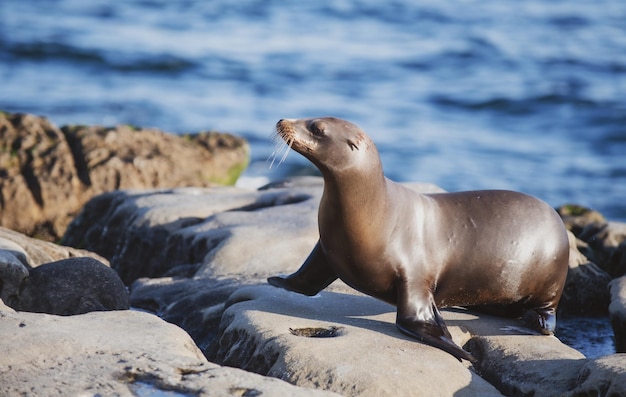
(208, 284, 504, 397)
(0, 112, 249, 240)
(15, 257, 129, 315)
(609, 276, 626, 353)
(0, 245, 29, 307)
(559, 231, 611, 315)
(61, 122, 249, 190)
(65, 178, 444, 350)
(557, 204, 607, 236)
(59, 178, 626, 395)
(558, 203, 626, 277)
(62, 183, 322, 284)
(563, 354, 626, 396)
(580, 222, 626, 277)
(130, 277, 243, 352)
(0, 300, 338, 397)
(0, 226, 107, 266)
(0, 227, 124, 315)
(62, 177, 445, 285)
(466, 322, 586, 397)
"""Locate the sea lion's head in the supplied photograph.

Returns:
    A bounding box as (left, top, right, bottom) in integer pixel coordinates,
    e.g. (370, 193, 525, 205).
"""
(275, 117, 377, 174)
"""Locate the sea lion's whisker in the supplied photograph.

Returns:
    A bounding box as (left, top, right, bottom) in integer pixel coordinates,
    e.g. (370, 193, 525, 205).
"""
(277, 136, 293, 166)
(268, 132, 288, 169)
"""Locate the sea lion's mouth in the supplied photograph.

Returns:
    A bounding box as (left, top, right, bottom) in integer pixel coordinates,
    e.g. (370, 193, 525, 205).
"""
(269, 119, 304, 168)
(276, 119, 296, 142)
(276, 119, 318, 153)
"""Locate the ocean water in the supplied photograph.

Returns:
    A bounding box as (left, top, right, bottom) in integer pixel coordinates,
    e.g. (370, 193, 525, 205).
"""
(1, 0, 625, 223)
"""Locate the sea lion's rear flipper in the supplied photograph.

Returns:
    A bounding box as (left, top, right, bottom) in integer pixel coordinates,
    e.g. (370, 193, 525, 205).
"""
(268, 240, 338, 296)
(397, 291, 476, 362)
(522, 306, 557, 335)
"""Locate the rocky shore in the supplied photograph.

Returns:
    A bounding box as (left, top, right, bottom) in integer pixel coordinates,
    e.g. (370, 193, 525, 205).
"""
(1, 112, 626, 396)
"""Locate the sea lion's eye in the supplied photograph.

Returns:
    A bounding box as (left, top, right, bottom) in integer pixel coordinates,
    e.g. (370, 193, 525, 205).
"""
(309, 121, 326, 137)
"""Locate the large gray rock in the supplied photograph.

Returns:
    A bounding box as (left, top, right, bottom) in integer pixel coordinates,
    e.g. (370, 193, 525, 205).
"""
(0, 299, 339, 397)
(207, 284, 626, 397)
(63, 177, 446, 284)
(62, 180, 323, 284)
(208, 284, 504, 397)
(60, 178, 626, 396)
(0, 112, 249, 241)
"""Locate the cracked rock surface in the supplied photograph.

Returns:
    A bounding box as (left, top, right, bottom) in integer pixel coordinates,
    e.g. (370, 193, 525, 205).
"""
(0, 299, 339, 397)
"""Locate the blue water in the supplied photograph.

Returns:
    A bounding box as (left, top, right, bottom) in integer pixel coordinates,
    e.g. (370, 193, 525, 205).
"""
(1, 0, 625, 221)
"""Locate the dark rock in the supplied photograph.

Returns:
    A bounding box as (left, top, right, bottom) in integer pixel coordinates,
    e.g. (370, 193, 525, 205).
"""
(609, 277, 626, 353)
(579, 223, 626, 277)
(15, 257, 129, 315)
(558, 204, 626, 277)
(559, 231, 611, 315)
(0, 227, 126, 316)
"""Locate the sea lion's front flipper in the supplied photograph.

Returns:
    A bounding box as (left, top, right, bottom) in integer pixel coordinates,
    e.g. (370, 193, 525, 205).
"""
(268, 240, 338, 296)
(396, 290, 476, 362)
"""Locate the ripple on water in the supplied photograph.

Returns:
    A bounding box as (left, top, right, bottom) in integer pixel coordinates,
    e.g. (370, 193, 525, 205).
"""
(556, 315, 615, 358)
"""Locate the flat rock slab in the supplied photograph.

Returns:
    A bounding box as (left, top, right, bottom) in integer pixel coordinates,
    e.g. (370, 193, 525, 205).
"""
(0, 301, 339, 397)
(208, 284, 504, 397)
(208, 284, 626, 397)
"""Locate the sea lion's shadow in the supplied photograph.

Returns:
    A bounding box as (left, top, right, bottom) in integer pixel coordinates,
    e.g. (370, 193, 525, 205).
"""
(252, 285, 536, 342)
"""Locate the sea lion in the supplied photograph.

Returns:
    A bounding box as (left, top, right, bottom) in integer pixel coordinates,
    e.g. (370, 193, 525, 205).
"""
(267, 117, 570, 362)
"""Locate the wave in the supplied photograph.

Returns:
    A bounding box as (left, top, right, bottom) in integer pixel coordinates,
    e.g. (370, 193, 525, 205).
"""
(1, 40, 198, 74)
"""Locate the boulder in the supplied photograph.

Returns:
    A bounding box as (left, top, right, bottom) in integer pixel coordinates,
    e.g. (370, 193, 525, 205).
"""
(0, 227, 125, 315)
(130, 277, 243, 351)
(0, 112, 249, 240)
(558, 205, 626, 277)
(580, 222, 626, 277)
(0, 299, 338, 397)
(14, 257, 129, 315)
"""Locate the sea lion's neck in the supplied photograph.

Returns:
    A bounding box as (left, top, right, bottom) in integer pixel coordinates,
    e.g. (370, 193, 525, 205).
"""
(319, 164, 389, 233)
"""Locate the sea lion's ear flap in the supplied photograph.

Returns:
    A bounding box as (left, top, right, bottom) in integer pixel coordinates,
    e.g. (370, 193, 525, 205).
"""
(347, 139, 359, 151)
